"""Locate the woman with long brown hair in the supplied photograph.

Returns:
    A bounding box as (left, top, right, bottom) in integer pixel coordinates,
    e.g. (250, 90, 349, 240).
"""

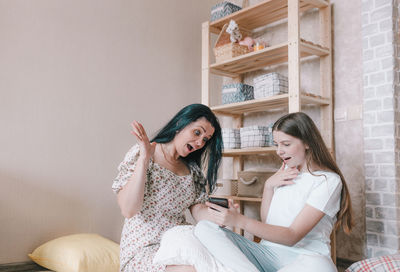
(194, 112, 353, 272)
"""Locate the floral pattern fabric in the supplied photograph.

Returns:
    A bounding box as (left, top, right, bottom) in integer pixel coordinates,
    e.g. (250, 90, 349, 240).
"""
(112, 144, 208, 272)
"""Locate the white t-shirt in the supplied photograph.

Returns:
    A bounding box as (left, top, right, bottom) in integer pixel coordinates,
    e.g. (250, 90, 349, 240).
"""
(260, 170, 342, 257)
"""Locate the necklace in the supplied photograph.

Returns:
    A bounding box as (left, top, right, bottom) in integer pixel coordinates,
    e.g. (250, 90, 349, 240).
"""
(161, 144, 179, 166)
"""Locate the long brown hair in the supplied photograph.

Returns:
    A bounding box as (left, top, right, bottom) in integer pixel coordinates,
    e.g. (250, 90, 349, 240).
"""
(273, 112, 353, 234)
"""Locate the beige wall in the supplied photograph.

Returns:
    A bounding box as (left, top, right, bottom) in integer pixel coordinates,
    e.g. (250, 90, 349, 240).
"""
(0, 0, 365, 264)
(0, 0, 217, 263)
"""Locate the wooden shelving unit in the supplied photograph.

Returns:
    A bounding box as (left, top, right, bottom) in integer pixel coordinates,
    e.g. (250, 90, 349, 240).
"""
(202, 0, 333, 150)
(203, 0, 332, 158)
(201, 0, 334, 260)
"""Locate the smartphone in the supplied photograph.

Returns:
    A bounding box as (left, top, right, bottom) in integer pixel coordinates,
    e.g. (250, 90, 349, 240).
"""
(208, 197, 229, 209)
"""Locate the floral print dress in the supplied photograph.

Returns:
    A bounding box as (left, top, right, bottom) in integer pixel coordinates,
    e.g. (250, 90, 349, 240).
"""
(112, 144, 208, 272)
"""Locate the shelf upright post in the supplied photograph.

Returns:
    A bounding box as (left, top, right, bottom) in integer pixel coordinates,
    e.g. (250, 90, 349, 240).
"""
(202, 21, 211, 106)
(232, 112, 244, 235)
(319, 1, 335, 263)
(232, 113, 244, 178)
(288, 0, 301, 113)
(319, 1, 333, 151)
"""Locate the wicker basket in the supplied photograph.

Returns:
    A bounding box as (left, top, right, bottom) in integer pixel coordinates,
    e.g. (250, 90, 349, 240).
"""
(214, 24, 250, 63)
(237, 170, 276, 197)
(214, 179, 238, 196)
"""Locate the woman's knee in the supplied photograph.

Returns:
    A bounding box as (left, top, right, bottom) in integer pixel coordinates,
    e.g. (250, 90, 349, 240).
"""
(193, 220, 220, 240)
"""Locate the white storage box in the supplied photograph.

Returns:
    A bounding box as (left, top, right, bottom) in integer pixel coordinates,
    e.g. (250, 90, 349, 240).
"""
(240, 126, 269, 148)
(253, 72, 288, 99)
(222, 128, 240, 149)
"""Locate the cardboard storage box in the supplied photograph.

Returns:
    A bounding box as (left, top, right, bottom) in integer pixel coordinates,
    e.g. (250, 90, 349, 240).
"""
(237, 170, 276, 197)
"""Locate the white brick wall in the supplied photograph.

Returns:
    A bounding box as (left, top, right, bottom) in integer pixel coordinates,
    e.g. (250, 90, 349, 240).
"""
(362, 0, 400, 257)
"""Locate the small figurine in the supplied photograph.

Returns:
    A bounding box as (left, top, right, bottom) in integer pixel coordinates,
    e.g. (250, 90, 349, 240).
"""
(226, 19, 242, 43)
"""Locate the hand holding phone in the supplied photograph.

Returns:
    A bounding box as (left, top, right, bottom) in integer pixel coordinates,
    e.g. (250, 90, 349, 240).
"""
(208, 197, 229, 210)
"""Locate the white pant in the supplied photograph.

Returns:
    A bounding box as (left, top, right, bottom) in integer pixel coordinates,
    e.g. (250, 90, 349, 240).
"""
(194, 220, 337, 272)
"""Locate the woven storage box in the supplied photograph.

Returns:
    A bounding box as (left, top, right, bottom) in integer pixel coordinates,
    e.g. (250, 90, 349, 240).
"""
(214, 24, 250, 63)
(222, 128, 240, 149)
(210, 1, 242, 22)
(237, 170, 276, 197)
(222, 83, 254, 104)
(253, 72, 288, 99)
(214, 179, 238, 196)
(240, 126, 269, 148)
(214, 43, 250, 63)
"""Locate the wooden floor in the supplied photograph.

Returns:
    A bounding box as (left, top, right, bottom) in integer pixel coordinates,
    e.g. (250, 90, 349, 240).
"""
(0, 262, 51, 272)
(0, 259, 352, 271)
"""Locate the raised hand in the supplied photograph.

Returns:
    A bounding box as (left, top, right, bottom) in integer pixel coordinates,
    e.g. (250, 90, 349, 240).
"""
(130, 121, 156, 162)
(265, 163, 298, 190)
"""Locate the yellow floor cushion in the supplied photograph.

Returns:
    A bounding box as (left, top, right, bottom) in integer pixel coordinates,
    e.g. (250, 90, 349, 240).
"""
(28, 233, 119, 272)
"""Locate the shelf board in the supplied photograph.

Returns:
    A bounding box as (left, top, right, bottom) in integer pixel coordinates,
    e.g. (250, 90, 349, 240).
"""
(210, 41, 329, 77)
(210, 195, 262, 202)
(223, 146, 276, 156)
(212, 93, 330, 115)
(301, 93, 331, 105)
(209, 0, 329, 34)
(223, 141, 332, 157)
(213, 94, 289, 114)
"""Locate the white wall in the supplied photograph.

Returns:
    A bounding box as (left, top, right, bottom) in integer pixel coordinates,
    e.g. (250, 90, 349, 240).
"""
(0, 0, 217, 263)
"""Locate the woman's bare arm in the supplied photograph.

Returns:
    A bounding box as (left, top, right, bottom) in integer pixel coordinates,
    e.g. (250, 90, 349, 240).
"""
(116, 121, 156, 218)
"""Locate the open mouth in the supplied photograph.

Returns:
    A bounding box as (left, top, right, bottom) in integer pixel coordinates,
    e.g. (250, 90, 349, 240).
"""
(283, 157, 291, 163)
(187, 144, 194, 152)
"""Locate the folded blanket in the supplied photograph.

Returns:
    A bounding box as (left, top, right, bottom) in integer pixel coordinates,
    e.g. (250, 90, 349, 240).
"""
(153, 225, 234, 272)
